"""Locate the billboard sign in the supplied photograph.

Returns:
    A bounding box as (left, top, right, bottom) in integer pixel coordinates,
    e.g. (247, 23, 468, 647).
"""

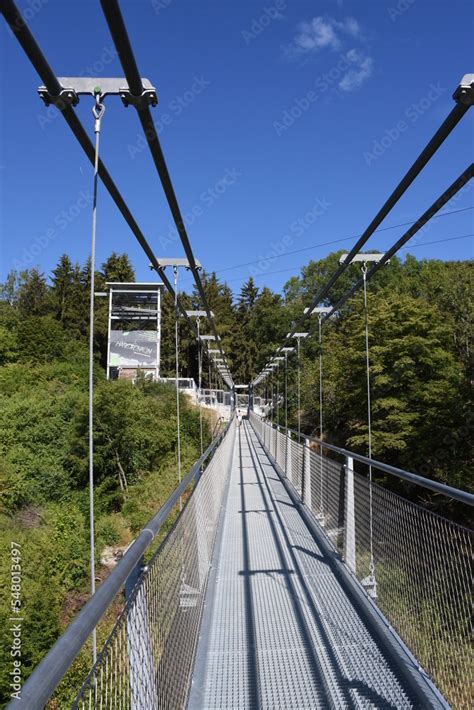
(109, 330, 158, 368)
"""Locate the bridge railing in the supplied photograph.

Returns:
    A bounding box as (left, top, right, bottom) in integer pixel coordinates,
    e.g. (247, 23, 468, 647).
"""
(11, 418, 236, 710)
(249, 411, 473, 709)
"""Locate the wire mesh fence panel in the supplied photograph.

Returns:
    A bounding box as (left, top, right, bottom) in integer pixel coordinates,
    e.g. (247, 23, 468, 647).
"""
(307, 448, 345, 553)
(251, 412, 263, 439)
(74, 421, 235, 710)
(250, 413, 472, 708)
(276, 429, 286, 470)
(351, 469, 472, 709)
(273, 426, 278, 460)
(289, 436, 303, 493)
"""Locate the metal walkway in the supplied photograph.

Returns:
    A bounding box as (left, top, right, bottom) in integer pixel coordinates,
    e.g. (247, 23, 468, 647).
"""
(189, 421, 422, 709)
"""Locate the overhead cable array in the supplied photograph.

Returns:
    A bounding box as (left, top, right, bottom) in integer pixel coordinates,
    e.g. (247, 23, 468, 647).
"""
(1, 0, 233, 388)
(189, 204, 474, 280)
(99, 0, 231, 385)
(253, 75, 473, 386)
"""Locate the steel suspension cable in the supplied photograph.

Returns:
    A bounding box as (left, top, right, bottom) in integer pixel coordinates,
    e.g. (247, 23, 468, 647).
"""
(197, 318, 204, 457)
(173, 267, 182, 501)
(362, 264, 376, 589)
(279, 102, 471, 349)
(88, 93, 105, 667)
(323, 164, 474, 323)
(276, 370, 280, 427)
(0, 0, 218, 370)
(318, 315, 324, 521)
(202, 205, 474, 278)
(100, 0, 232, 384)
(285, 352, 289, 468)
(297, 339, 302, 441)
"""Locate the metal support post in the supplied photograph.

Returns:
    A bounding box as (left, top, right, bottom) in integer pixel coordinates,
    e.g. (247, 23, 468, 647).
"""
(285, 429, 292, 481)
(344, 456, 356, 574)
(303, 438, 312, 509)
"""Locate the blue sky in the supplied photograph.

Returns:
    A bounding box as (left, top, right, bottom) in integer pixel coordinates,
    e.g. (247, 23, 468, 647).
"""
(1, 0, 473, 297)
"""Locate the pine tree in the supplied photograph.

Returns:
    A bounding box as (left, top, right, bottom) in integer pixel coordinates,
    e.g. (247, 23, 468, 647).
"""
(101, 252, 135, 283)
(238, 277, 259, 313)
(17, 268, 50, 316)
(51, 255, 74, 323)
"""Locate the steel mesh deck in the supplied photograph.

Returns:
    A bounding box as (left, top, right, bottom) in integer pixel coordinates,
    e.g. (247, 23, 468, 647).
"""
(188, 421, 417, 709)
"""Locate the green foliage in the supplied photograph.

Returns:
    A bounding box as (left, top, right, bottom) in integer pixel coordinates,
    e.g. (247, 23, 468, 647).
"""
(101, 251, 135, 283)
(285, 252, 473, 496)
(0, 252, 210, 704)
(0, 324, 18, 365)
(0, 248, 471, 705)
(17, 268, 50, 317)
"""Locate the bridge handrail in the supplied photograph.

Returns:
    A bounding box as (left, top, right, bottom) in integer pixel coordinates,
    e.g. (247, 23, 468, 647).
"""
(250, 410, 472, 706)
(9, 416, 234, 710)
(256, 416, 474, 506)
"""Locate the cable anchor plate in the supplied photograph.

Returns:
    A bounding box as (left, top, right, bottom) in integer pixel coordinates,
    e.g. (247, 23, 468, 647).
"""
(38, 77, 158, 109)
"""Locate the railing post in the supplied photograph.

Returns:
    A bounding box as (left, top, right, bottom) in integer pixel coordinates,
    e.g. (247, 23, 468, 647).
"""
(303, 438, 311, 509)
(275, 425, 279, 460)
(344, 455, 356, 574)
(285, 429, 292, 481)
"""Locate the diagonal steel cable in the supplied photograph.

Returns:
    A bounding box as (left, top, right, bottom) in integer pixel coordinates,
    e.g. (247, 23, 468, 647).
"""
(100, 0, 233, 385)
(0, 0, 230, 381)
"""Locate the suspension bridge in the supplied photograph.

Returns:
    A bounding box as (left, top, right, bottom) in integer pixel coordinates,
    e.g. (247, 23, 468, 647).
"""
(2, 0, 473, 707)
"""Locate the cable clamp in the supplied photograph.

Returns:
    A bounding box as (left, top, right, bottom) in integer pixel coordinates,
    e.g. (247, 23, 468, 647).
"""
(38, 86, 79, 109)
(453, 74, 474, 106)
(92, 93, 106, 133)
(120, 87, 158, 109)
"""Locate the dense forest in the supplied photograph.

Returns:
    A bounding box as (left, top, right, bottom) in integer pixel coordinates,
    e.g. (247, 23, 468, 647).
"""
(0, 249, 471, 705)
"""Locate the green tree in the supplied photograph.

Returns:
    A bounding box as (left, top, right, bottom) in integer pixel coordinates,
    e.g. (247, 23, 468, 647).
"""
(101, 252, 135, 283)
(237, 277, 259, 312)
(0, 270, 19, 306)
(17, 268, 50, 317)
(51, 254, 75, 323)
